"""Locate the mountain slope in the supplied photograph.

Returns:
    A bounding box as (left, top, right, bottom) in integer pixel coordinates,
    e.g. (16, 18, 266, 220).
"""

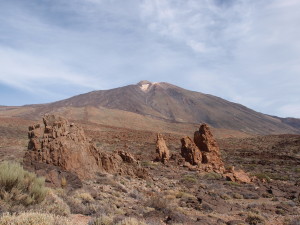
(17, 80, 299, 135)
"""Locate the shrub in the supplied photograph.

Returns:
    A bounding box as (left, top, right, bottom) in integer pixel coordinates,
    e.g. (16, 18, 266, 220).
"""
(253, 173, 271, 182)
(39, 192, 70, 216)
(175, 192, 195, 199)
(89, 216, 147, 225)
(146, 195, 170, 211)
(75, 192, 95, 203)
(224, 181, 241, 186)
(0, 161, 48, 207)
(245, 212, 265, 225)
(180, 175, 197, 184)
(89, 214, 114, 225)
(0, 212, 72, 225)
(232, 193, 243, 199)
(116, 217, 147, 225)
(203, 172, 223, 180)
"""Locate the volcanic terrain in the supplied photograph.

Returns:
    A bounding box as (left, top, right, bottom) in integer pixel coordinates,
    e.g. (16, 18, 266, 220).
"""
(0, 81, 299, 225)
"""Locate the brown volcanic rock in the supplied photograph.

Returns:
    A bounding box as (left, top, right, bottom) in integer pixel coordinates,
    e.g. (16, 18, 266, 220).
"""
(25, 114, 99, 179)
(25, 114, 148, 185)
(180, 136, 202, 165)
(155, 133, 170, 163)
(194, 123, 225, 172)
(224, 167, 252, 183)
(118, 150, 137, 164)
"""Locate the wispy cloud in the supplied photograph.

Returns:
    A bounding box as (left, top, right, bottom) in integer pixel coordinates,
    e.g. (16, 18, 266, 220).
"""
(0, 0, 299, 118)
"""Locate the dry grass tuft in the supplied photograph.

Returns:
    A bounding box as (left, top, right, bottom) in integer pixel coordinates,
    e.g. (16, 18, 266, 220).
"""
(0, 212, 72, 225)
(245, 212, 265, 225)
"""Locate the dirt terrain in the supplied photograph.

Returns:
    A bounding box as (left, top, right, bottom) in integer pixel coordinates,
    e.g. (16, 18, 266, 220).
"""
(0, 116, 299, 225)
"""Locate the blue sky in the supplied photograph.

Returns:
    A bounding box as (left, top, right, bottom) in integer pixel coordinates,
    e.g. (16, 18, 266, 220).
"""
(0, 0, 299, 118)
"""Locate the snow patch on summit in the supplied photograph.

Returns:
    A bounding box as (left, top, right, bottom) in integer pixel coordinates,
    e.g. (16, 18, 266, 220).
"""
(140, 83, 150, 91)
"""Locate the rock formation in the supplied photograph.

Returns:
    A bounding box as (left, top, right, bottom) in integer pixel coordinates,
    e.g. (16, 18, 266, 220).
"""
(181, 137, 202, 165)
(25, 114, 99, 180)
(24, 114, 148, 187)
(155, 134, 170, 163)
(224, 166, 252, 183)
(118, 150, 137, 164)
(194, 123, 225, 172)
(180, 123, 251, 182)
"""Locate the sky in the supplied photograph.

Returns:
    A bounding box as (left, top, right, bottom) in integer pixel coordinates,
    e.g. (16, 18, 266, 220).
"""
(0, 0, 299, 118)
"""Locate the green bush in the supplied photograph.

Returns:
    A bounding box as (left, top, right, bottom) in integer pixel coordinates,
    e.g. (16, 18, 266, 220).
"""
(0, 161, 48, 207)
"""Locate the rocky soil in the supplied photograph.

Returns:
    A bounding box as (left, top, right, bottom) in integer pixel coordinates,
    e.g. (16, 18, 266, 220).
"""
(0, 116, 299, 225)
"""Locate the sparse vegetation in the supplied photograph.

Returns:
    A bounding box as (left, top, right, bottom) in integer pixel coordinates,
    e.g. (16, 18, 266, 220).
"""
(116, 217, 147, 225)
(232, 193, 243, 199)
(0, 161, 48, 208)
(61, 177, 67, 188)
(224, 181, 241, 186)
(203, 172, 223, 180)
(39, 192, 71, 216)
(180, 174, 198, 184)
(146, 195, 170, 211)
(89, 214, 114, 225)
(253, 173, 271, 182)
(246, 212, 265, 225)
(0, 212, 72, 225)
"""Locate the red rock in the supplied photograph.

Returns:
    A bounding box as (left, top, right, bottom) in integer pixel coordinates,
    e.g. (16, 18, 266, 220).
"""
(224, 166, 251, 183)
(181, 136, 202, 165)
(24, 114, 148, 185)
(155, 134, 170, 163)
(25, 114, 99, 179)
(194, 124, 225, 172)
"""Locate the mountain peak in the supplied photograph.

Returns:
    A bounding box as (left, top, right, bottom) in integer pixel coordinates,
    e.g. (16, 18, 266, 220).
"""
(137, 80, 160, 92)
(137, 80, 153, 85)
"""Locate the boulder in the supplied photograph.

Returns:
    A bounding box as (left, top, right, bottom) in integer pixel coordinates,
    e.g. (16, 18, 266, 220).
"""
(181, 137, 202, 165)
(118, 150, 137, 164)
(155, 134, 170, 163)
(224, 166, 251, 183)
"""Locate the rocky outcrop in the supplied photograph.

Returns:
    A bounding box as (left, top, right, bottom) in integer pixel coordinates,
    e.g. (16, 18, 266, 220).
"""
(25, 114, 99, 180)
(181, 137, 202, 165)
(118, 150, 137, 164)
(194, 123, 225, 172)
(179, 123, 251, 182)
(24, 114, 148, 187)
(155, 134, 170, 163)
(224, 166, 251, 183)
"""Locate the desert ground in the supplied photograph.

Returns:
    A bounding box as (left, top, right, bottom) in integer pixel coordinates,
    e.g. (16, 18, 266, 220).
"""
(0, 115, 299, 225)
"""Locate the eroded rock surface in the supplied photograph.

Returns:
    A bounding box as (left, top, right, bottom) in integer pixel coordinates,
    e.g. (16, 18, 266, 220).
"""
(25, 114, 99, 180)
(180, 123, 251, 182)
(224, 166, 252, 183)
(181, 136, 202, 165)
(194, 123, 225, 172)
(155, 133, 170, 163)
(24, 114, 148, 187)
